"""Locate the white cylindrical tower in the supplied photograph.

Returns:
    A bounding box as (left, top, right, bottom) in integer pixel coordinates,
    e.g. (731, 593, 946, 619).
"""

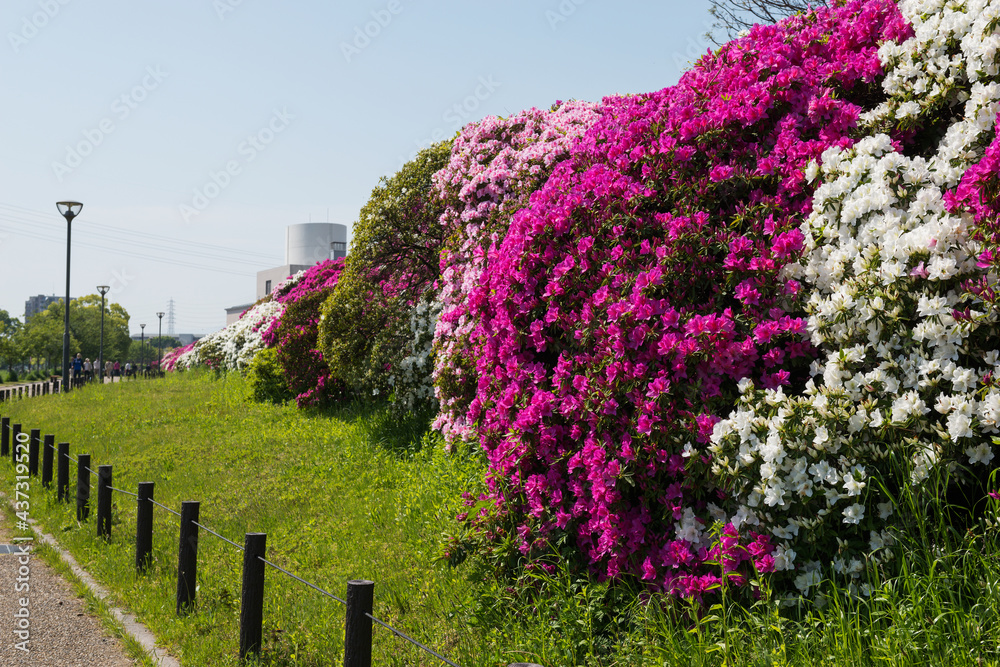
(285, 223, 348, 265)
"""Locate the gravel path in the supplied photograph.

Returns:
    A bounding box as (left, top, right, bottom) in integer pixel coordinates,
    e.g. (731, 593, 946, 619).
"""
(0, 509, 138, 666)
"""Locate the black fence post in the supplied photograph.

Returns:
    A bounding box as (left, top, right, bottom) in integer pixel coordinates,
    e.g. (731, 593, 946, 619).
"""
(136, 482, 154, 573)
(176, 501, 200, 614)
(1, 417, 8, 457)
(344, 580, 374, 667)
(239, 533, 267, 661)
(42, 435, 54, 488)
(28, 429, 40, 476)
(77, 454, 91, 521)
(57, 443, 70, 501)
(11, 423, 21, 465)
(97, 465, 112, 539)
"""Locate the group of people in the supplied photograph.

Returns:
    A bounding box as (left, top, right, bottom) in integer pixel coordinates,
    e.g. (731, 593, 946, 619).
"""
(71, 353, 156, 382)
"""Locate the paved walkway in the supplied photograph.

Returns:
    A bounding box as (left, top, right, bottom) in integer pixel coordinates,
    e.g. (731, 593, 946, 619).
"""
(0, 508, 138, 666)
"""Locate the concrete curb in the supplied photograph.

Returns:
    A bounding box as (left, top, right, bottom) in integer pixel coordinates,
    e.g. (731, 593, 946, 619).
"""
(3, 495, 180, 667)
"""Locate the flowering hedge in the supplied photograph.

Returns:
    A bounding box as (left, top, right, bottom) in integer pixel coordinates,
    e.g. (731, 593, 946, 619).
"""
(188, 298, 285, 372)
(270, 259, 347, 407)
(432, 101, 601, 446)
(161, 341, 196, 372)
(168, 268, 306, 374)
(158, 0, 1000, 603)
(320, 142, 452, 409)
(711, 0, 1000, 595)
(449, 0, 919, 597)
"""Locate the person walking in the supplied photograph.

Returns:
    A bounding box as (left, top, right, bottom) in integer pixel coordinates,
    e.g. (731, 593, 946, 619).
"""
(105, 360, 113, 382)
(84, 358, 93, 383)
(113, 360, 120, 380)
(72, 353, 83, 386)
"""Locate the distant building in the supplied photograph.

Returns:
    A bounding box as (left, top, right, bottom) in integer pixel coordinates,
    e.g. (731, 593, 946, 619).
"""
(225, 304, 254, 326)
(130, 332, 204, 343)
(255, 223, 348, 301)
(24, 294, 65, 321)
(224, 222, 348, 323)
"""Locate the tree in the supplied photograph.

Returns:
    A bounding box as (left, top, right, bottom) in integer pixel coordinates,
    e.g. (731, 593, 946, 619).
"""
(16, 296, 130, 371)
(707, 0, 816, 43)
(18, 306, 75, 371)
(68, 294, 131, 363)
(126, 339, 149, 365)
(0, 310, 22, 370)
(147, 336, 183, 352)
(319, 141, 452, 398)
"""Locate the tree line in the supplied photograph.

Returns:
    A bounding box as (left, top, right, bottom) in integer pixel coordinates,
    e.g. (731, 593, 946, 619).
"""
(0, 296, 183, 376)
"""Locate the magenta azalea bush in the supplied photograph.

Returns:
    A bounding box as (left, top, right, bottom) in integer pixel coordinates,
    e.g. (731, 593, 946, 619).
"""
(447, 0, 1000, 601)
(447, 0, 917, 596)
(432, 101, 602, 446)
(269, 259, 347, 407)
(161, 341, 196, 372)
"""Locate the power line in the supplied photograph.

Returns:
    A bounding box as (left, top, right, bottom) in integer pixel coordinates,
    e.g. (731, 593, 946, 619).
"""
(0, 218, 257, 278)
(0, 203, 281, 263)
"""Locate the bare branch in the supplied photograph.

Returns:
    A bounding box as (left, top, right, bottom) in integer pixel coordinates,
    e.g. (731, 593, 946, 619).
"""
(706, 0, 821, 44)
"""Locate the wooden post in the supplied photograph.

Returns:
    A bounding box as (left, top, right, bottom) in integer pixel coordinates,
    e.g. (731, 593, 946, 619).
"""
(239, 533, 267, 660)
(57, 443, 70, 501)
(97, 465, 112, 539)
(176, 501, 200, 614)
(42, 435, 54, 488)
(136, 482, 154, 572)
(11, 423, 21, 465)
(1, 417, 8, 457)
(28, 429, 40, 476)
(77, 454, 91, 521)
(344, 580, 374, 667)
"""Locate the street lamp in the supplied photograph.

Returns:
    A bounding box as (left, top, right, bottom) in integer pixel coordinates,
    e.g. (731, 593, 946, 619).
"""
(140, 323, 146, 378)
(156, 311, 164, 374)
(97, 285, 109, 383)
(57, 201, 82, 392)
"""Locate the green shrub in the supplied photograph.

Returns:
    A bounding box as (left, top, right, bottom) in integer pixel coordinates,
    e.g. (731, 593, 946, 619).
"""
(245, 347, 291, 404)
(319, 141, 452, 402)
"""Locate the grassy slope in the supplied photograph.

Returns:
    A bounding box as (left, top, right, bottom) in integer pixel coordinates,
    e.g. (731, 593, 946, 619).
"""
(1, 372, 495, 666)
(3, 372, 1000, 666)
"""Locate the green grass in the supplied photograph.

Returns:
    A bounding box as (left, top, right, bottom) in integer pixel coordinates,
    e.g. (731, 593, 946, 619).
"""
(2, 371, 1000, 666)
(1, 371, 496, 666)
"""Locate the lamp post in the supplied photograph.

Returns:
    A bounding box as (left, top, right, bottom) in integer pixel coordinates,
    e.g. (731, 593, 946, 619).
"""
(56, 201, 83, 393)
(97, 285, 110, 383)
(140, 324, 145, 378)
(156, 312, 164, 373)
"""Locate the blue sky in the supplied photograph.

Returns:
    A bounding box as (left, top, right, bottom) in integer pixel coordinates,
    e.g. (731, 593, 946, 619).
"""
(1, 0, 716, 335)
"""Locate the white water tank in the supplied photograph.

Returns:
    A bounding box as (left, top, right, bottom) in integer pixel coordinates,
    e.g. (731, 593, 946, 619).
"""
(285, 223, 348, 265)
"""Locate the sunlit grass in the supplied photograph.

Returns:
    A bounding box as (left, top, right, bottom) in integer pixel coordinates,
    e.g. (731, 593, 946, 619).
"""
(3, 371, 1000, 666)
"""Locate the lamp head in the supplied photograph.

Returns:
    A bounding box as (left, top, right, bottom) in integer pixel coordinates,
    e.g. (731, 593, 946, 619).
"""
(56, 201, 83, 220)
(140, 323, 146, 330)
(157, 312, 165, 318)
(97, 285, 110, 296)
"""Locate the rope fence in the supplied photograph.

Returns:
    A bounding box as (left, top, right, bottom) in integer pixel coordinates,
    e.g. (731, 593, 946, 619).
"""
(0, 415, 523, 667)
